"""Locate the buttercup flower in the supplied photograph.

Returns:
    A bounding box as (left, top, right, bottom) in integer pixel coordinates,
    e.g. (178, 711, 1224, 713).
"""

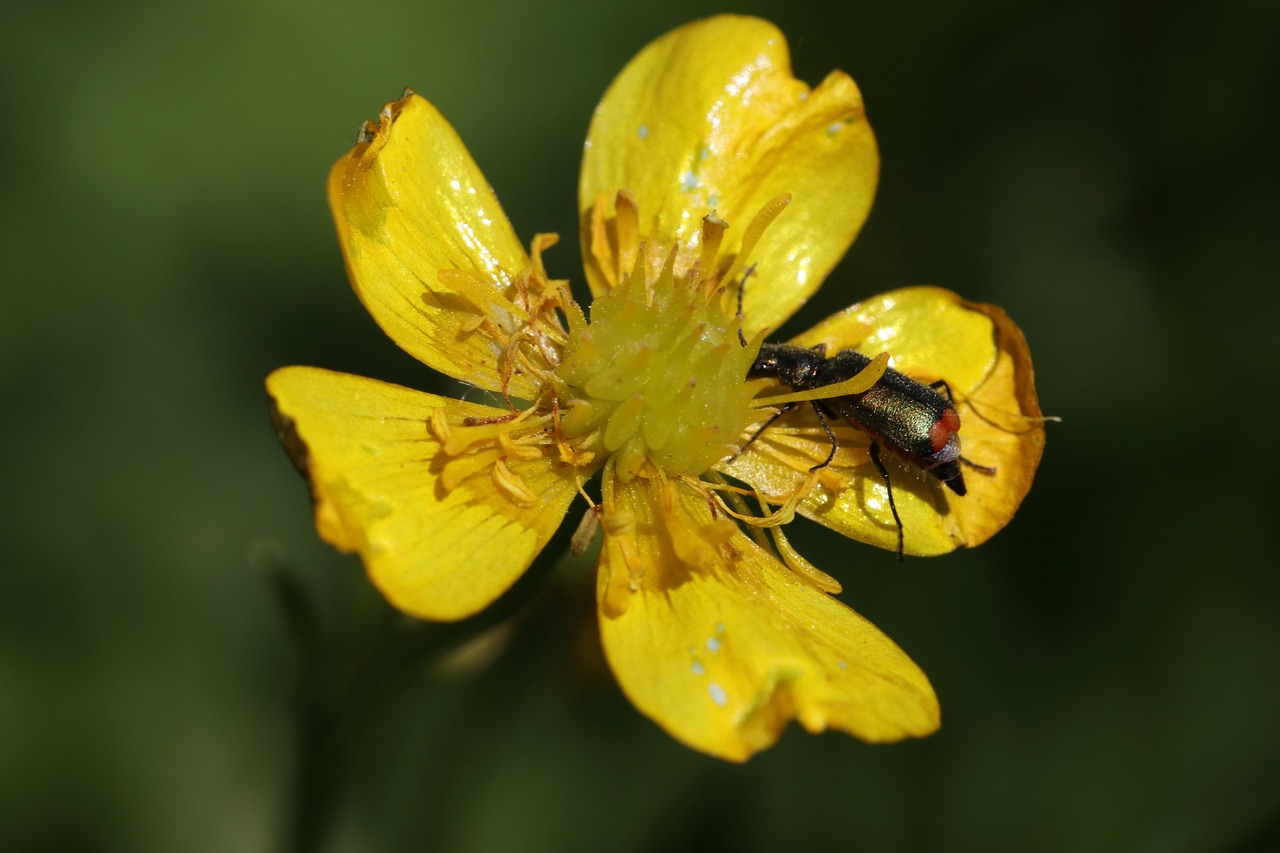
(267, 15, 1045, 761)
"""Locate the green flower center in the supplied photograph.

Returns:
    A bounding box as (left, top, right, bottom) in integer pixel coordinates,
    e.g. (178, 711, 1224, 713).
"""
(554, 253, 762, 482)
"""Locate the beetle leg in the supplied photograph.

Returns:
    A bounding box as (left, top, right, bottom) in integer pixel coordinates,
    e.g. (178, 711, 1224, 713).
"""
(868, 441, 905, 561)
(930, 379, 998, 478)
(960, 455, 997, 475)
(808, 402, 840, 472)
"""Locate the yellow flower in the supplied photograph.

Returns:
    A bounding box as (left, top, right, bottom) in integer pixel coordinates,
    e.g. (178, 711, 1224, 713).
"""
(267, 15, 1045, 762)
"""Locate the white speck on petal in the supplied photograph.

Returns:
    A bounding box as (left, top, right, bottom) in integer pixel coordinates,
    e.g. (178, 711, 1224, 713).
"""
(691, 659, 706, 676)
(637, 123, 649, 139)
(679, 171, 699, 192)
(826, 121, 844, 137)
(706, 636, 721, 654)
(708, 682, 728, 707)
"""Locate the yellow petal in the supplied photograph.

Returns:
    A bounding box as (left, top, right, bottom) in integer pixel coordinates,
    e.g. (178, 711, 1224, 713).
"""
(721, 286, 1045, 555)
(597, 476, 938, 762)
(266, 366, 585, 620)
(329, 92, 539, 398)
(580, 15, 877, 334)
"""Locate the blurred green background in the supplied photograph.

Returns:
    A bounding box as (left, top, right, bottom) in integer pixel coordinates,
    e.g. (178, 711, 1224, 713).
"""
(4, 0, 1278, 850)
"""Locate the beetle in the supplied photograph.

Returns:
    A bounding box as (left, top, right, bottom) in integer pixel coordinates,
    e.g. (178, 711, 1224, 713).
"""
(734, 265, 993, 557)
(745, 341, 991, 558)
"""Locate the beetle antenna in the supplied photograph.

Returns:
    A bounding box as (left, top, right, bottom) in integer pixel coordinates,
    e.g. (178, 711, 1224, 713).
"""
(735, 262, 758, 347)
(738, 402, 797, 456)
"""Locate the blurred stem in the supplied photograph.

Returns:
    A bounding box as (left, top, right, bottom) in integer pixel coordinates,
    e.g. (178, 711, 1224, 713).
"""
(275, 516, 578, 853)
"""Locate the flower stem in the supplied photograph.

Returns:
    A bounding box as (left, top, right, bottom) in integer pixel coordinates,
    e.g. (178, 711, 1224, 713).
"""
(270, 516, 580, 852)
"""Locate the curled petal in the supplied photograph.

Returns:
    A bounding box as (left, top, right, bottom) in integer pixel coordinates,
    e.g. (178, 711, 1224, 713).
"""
(722, 286, 1045, 555)
(597, 476, 938, 761)
(580, 15, 878, 334)
(266, 366, 586, 620)
(330, 92, 539, 397)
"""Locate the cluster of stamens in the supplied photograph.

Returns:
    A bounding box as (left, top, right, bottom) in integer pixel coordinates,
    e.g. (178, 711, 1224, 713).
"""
(552, 240, 765, 482)
(425, 191, 867, 593)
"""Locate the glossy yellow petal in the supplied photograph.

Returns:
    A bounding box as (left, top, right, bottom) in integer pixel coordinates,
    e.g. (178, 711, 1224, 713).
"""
(580, 15, 877, 335)
(597, 476, 938, 761)
(329, 92, 540, 397)
(266, 366, 586, 620)
(721, 286, 1045, 555)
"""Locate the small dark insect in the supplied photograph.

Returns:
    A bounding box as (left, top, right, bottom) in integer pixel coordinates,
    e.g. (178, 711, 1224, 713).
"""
(735, 266, 994, 557)
(746, 341, 992, 558)
(749, 344, 966, 488)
